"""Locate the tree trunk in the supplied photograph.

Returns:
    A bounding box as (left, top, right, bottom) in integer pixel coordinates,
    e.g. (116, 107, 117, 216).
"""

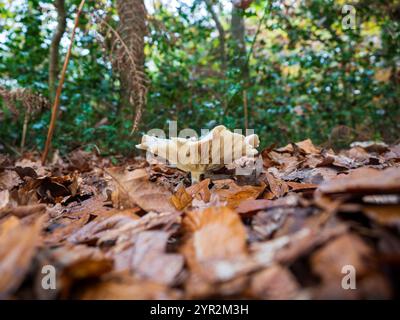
(205, 0, 226, 70)
(231, 4, 249, 128)
(230, 5, 248, 78)
(49, 0, 66, 102)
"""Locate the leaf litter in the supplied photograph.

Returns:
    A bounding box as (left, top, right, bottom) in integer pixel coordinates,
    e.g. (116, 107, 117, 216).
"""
(0, 140, 399, 299)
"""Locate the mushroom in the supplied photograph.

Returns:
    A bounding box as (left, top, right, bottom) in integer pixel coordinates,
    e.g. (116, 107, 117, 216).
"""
(136, 125, 259, 183)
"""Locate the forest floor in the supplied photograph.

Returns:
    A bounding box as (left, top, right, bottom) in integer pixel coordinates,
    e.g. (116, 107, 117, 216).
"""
(0, 139, 399, 299)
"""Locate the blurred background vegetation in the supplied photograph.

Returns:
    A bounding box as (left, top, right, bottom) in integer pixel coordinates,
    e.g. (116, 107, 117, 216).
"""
(0, 0, 399, 157)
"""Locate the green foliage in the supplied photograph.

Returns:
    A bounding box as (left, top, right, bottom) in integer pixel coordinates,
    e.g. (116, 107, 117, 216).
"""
(0, 0, 399, 156)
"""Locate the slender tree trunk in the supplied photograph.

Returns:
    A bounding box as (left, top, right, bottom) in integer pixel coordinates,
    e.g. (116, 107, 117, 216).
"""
(230, 6, 248, 78)
(49, 0, 67, 102)
(205, 0, 226, 70)
(231, 4, 249, 127)
(204, 0, 228, 111)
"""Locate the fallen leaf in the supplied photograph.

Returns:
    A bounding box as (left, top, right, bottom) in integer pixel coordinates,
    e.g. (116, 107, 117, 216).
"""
(280, 167, 340, 185)
(67, 149, 96, 172)
(212, 179, 265, 208)
(0, 170, 22, 191)
(236, 195, 298, 215)
(264, 172, 289, 198)
(108, 167, 176, 212)
(0, 190, 10, 210)
(170, 179, 211, 210)
(79, 274, 182, 300)
(236, 199, 273, 214)
(0, 204, 47, 219)
(0, 215, 44, 299)
(384, 144, 400, 161)
(250, 207, 292, 240)
(350, 141, 389, 153)
(249, 265, 300, 299)
(131, 231, 184, 285)
(287, 181, 317, 192)
(39, 244, 114, 298)
(170, 184, 192, 210)
(183, 206, 247, 262)
(319, 167, 400, 194)
(363, 205, 400, 230)
(311, 233, 374, 282)
(68, 211, 181, 246)
(277, 139, 320, 155)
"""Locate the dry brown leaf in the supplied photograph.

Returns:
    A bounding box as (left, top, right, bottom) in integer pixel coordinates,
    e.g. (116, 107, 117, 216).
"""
(384, 144, 400, 161)
(311, 233, 374, 282)
(185, 272, 249, 299)
(149, 163, 191, 190)
(345, 146, 379, 164)
(109, 167, 176, 212)
(170, 179, 211, 210)
(267, 151, 302, 173)
(235, 194, 298, 215)
(350, 141, 389, 153)
(249, 265, 300, 299)
(296, 139, 321, 154)
(281, 167, 340, 185)
(212, 179, 265, 208)
(183, 207, 247, 263)
(0, 215, 44, 299)
(319, 167, 400, 194)
(170, 184, 192, 210)
(250, 207, 292, 240)
(131, 231, 184, 285)
(277, 139, 320, 155)
(0, 204, 47, 219)
(68, 211, 181, 246)
(79, 274, 182, 300)
(0, 190, 10, 210)
(264, 172, 289, 198)
(186, 178, 211, 202)
(363, 205, 400, 229)
(14, 158, 48, 177)
(251, 219, 348, 267)
(48, 244, 112, 283)
(260, 144, 278, 168)
(0, 170, 22, 191)
(236, 199, 273, 214)
(67, 149, 97, 172)
(287, 181, 318, 192)
(44, 212, 93, 245)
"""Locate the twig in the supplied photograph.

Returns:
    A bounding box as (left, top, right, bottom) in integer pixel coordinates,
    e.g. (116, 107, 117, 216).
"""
(20, 110, 29, 151)
(243, 89, 248, 130)
(3, 142, 22, 156)
(41, 0, 86, 165)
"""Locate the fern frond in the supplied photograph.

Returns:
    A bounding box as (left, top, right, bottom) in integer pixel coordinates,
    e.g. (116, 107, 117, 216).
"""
(93, 0, 148, 134)
(0, 85, 49, 116)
